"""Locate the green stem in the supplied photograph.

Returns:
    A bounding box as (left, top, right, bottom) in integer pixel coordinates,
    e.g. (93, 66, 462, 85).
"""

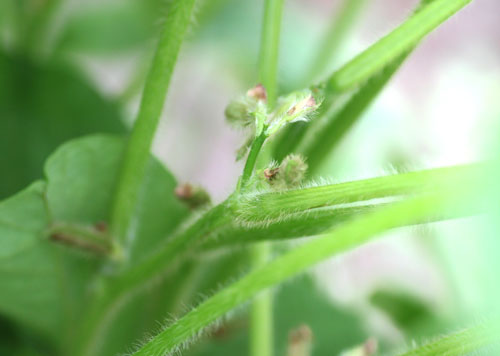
(326, 0, 471, 92)
(237, 164, 479, 223)
(250, 243, 274, 356)
(258, 0, 285, 107)
(109, 0, 197, 255)
(74, 203, 230, 356)
(131, 190, 473, 356)
(250, 2, 285, 355)
(76, 164, 480, 355)
(239, 132, 268, 190)
(301, 51, 409, 173)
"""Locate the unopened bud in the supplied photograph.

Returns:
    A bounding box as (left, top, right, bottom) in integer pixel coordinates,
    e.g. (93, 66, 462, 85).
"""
(247, 83, 267, 101)
(287, 324, 313, 356)
(280, 154, 308, 188)
(259, 154, 307, 190)
(266, 90, 321, 136)
(225, 99, 253, 127)
(175, 183, 211, 210)
(225, 84, 268, 131)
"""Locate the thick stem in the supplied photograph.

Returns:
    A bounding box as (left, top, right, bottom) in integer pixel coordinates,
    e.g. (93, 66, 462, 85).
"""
(131, 190, 474, 356)
(237, 164, 479, 223)
(109, 0, 197, 256)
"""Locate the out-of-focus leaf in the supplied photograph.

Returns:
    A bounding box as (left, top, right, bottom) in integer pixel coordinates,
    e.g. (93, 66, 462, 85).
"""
(0, 51, 125, 199)
(0, 182, 60, 336)
(0, 180, 103, 347)
(274, 275, 367, 356)
(370, 289, 443, 338)
(56, 0, 162, 54)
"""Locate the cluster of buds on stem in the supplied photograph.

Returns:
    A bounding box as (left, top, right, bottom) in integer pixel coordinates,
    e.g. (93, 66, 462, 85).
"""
(225, 84, 269, 160)
(225, 84, 321, 161)
(265, 90, 320, 136)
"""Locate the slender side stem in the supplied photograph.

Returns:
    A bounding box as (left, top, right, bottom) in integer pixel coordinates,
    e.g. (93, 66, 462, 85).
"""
(258, 0, 285, 107)
(131, 190, 474, 356)
(239, 132, 268, 190)
(301, 52, 409, 173)
(109, 0, 197, 255)
(48, 222, 112, 255)
(251, 2, 285, 355)
(326, 0, 471, 92)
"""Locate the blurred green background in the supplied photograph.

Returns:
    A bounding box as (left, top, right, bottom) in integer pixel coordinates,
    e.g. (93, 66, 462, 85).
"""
(1, 0, 500, 355)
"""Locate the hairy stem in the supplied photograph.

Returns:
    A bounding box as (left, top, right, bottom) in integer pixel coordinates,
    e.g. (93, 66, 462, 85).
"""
(110, 0, 197, 254)
(239, 132, 268, 190)
(74, 203, 229, 356)
(236, 164, 479, 223)
(398, 321, 500, 356)
(131, 190, 473, 356)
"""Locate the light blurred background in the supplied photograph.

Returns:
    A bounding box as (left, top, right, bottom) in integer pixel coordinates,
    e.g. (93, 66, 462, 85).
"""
(1, 0, 500, 354)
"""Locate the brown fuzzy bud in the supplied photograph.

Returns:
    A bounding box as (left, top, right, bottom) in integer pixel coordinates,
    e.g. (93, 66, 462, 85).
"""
(175, 183, 211, 210)
(247, 83, 267, 101)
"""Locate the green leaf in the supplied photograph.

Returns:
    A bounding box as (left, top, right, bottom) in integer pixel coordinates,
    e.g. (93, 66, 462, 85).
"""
(0, 51, 125, 199)
(45, 135, 123, 225)
(0, 134, 189, 355)
(40, 134, 190, 355)
(44, 134, 190, 263)
(0, 181, 106, 348)
(0, 182, 60, 336)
